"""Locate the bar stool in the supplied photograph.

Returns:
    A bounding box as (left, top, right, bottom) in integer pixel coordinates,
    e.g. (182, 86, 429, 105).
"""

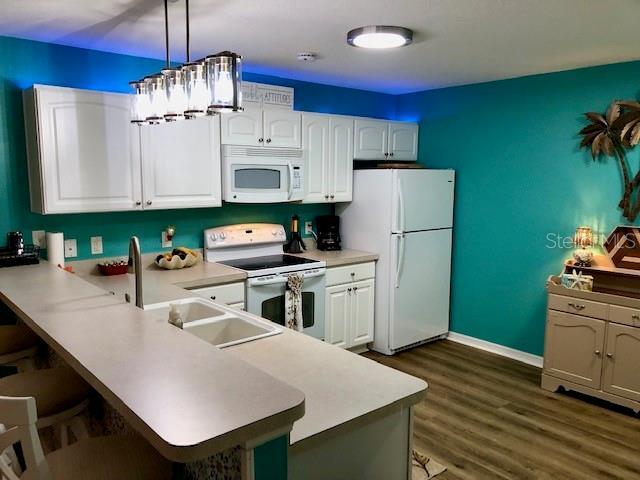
(0, 325, 40, 372)
(0, 396, 173, 480)
(0, 367, 92, 447)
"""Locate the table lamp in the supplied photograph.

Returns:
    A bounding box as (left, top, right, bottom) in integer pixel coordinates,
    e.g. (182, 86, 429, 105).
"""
(573, 226, 594, 267)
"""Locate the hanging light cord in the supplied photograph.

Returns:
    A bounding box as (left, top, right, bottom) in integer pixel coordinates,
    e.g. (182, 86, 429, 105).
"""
(185, 0, 190, 62)
(164, 0, 170, 68)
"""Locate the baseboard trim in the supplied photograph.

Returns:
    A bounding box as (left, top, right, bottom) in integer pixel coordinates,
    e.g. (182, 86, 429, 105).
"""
(447, 332, 543, 368)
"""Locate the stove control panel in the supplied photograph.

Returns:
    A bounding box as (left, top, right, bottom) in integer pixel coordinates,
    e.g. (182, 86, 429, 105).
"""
(204, 223, 286, 249)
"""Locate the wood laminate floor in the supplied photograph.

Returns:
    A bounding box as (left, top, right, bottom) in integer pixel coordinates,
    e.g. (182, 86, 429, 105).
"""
(364, 340, 640, 480)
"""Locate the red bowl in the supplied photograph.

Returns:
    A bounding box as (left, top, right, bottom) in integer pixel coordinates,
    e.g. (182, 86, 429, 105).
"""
(98, 263, 129, 276)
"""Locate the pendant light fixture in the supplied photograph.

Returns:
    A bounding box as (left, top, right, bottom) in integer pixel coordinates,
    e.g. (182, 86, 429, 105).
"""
(130, 0, 243, 124)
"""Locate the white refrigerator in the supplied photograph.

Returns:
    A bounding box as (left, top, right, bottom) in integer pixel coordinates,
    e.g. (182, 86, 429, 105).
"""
(337, 169, 454, 355)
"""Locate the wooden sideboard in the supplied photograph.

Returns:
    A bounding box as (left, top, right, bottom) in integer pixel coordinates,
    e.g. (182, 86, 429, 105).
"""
(543, 278, 640, 413)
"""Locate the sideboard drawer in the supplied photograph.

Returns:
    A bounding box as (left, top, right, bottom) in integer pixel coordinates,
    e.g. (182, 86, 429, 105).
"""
(547, 294, 608, 320)
(609, 305, 640, 327)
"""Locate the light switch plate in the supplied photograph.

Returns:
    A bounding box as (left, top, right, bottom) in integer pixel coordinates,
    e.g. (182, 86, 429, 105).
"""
(90, 236, 103, 255)
(64, 239, 77, 258)
(304, 221, 313, 235)
(32, 230, 46, 248)
(162, 231, 173, 249)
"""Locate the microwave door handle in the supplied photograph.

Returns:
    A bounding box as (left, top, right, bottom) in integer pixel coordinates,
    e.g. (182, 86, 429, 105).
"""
(287, 161, 294, 199)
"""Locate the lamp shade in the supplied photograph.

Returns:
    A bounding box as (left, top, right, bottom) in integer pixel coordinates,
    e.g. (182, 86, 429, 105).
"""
(574, 226, 593, 248)
(206, 51, 243, 112)
(182, 61, 209, 117)
(129, 80, 150, 124)
(145, 74, 168, 123)
(162, 68, 187, 121)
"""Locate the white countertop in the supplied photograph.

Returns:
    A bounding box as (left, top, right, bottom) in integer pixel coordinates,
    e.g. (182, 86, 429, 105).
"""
(1, 246, 424, 459)
(0, 262, 303, 462)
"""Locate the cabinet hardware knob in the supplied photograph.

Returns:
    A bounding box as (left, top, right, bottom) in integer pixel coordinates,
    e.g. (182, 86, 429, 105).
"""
(258, 138, 264, 143)
(146, 200, 152, 205)
(384, 152, 389, 157)
(347, 288, 352, 292)
(135, 201, 142, 206)
(606, 353, 614, 359)
(325, 194, 329, 200)
(330, 194, 335, 199)
(632, 314, 640, 320)
(568, 302, 585, 310)
(353, 287, 358, 291)
(266, 138, 272, 143)
(595, 350, 601, 355)
(210, 296, 216, 300)
(390, 152, 394, 157)
(350, 272, 355, 276)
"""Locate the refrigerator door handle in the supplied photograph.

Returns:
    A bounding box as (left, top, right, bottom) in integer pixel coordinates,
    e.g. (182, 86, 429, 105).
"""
(395, 234, 405, 288)
(397, 177, 405, 233)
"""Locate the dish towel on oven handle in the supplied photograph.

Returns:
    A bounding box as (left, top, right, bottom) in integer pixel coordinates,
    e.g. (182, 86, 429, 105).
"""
(285, 273, 305, 332)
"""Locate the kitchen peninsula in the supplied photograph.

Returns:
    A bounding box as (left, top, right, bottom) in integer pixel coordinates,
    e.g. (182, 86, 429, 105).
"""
(0, 253, 426, 479)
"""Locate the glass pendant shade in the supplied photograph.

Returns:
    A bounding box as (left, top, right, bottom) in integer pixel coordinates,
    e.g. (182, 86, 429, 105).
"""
(129, 80, 150, 123)
(162, 68, 187, 121)
(145, 74, 168, 123)
(182, 62, 208, 117)
(206, 51, 242, 112)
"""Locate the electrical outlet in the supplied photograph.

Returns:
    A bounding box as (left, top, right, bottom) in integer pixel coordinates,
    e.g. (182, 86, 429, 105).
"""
(64, 239, 77, 258)
(32, 230, 46, 248)
(304, 221, 313, 235)
(90, 236, 103, 255)
(162, 231, 173, 249)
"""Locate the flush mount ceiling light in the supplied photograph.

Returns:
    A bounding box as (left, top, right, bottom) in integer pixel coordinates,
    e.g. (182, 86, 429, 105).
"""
(130, 0, 243, 125)
(347, 25, 413, 49)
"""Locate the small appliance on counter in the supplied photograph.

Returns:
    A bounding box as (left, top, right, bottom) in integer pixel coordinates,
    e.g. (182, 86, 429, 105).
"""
(316, 215, 342, 251)
(283, 215, 306, 254)
(0, 231, 40, 268)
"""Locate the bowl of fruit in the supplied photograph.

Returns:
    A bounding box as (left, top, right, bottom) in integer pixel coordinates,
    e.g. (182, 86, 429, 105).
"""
(155, 247, 200, 270)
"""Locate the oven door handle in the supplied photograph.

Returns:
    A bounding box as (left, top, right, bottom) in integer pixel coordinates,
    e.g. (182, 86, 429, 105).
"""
(287, 161, 294, 200)
(247, 269, 325, 287)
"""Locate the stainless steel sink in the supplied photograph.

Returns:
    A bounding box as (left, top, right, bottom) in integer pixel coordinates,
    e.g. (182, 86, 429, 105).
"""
(144, 297, 281, 348)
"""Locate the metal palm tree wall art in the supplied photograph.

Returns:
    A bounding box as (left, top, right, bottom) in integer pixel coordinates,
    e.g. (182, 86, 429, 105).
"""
(579, 100, 640, 221)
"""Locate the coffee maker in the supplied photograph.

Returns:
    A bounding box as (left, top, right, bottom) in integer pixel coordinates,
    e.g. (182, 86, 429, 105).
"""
(316, 215, 341, 251)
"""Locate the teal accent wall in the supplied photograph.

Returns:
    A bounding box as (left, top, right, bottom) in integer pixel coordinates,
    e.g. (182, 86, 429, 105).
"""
(254, 436, 289, 480)
(0, 36, 397, 259)
(396, 61, 640, 355)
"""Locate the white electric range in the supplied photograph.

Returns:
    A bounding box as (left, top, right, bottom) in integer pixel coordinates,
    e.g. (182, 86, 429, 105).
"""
(204, 224, 326, 339)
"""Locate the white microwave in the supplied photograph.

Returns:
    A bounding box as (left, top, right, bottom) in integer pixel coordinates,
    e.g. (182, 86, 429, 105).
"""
(222, 146, 305, 203)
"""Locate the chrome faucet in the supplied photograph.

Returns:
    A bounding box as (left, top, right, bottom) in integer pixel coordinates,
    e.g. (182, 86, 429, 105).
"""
(126, 236, 144, 308)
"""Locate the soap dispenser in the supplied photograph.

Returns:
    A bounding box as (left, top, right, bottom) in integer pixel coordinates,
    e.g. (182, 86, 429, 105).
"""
(168, 303, 183, 329)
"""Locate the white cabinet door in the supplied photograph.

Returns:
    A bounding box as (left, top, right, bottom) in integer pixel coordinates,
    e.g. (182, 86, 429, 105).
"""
(350, 279, 375, 347)
(325, 284, 351, 348)
(389, 122, 418, 161)
(140, 116, 221, 209)
(602, 323, 640, 401)
(354, 119, 388, 160)
(302, 113, 330, 203)
(221, 106, 263, 146)
(28, 86, 142, 213)
(264, 109, 302, 148)
(330, 116, 354, 202)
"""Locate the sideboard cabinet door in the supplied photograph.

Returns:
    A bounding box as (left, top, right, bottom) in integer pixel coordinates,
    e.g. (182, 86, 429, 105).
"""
(543, 311, 605, 389)
(602, 323, 640, 402)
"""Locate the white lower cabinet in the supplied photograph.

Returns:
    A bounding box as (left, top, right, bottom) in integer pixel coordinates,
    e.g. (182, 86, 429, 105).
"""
(191, 282, 245, 309)
(324, 262, 375, 349)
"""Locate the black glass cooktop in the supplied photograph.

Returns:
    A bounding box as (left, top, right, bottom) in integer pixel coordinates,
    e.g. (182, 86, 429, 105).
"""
(219, 254, 318, 271)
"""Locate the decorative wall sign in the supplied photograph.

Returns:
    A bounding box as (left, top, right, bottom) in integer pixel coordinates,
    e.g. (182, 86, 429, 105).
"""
(242, 82, 294, 109)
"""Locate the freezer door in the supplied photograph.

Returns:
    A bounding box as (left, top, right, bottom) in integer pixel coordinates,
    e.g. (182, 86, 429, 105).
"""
(392, 170, 455, 232)
(389, 229, 452, 350)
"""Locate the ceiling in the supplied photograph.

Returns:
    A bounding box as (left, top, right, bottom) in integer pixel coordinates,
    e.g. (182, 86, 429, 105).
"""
(1, 0, 639, 94)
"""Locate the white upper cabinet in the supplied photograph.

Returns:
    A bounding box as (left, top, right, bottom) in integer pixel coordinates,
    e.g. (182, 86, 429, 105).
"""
(263, 109, 302, 148)
(354, 119, 419, 161)
(354, 119, 388, 160)
(24, 85, 142, 214)
(389, 122, 418, 161)
(139, 116, 221, 210)
(330, 116, 353, 202)
(302, 113, 353, 203)
(222, 107, 301, 148)
(302, 113, 330, 203)
(220, 106, 263, 146)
